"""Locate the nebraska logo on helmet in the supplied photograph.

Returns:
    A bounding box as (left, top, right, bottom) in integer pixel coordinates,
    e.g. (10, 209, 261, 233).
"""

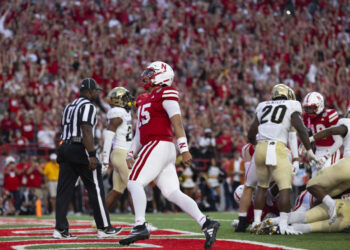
(303, 92, 325, 118)
(141, 61, 174, 90)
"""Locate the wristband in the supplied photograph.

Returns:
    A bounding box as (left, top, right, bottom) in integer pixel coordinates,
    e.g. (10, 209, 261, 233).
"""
(177, 137, 189, 154)
(88, 151, 96, 157)
(126, 151, 134, 160)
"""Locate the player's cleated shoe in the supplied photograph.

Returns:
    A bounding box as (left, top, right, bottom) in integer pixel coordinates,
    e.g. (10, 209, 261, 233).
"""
(97, 226, 122, 238)
(52, 229, 77, 239)
(202, 218, 220, 249)
(119, 223, 150, 245)
(146, 222, 158, 231)
(256, 219, 274, 235)
(250, 222, 260, 234)
(234, 217, 248, 232)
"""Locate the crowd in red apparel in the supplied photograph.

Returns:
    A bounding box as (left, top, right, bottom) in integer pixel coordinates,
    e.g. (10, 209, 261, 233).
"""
(1, 0, 350, 159)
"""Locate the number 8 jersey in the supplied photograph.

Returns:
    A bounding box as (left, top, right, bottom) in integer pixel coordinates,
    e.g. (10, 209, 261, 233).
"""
(256, 100, 302, 144)
(136, 86, 179, 146)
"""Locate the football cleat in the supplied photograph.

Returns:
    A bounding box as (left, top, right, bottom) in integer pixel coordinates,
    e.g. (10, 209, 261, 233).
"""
(256, 219, 273, 235)
(202, 218, 220, 249)
(250, 222, 260, 234)
(52, 229, 77, 239)
(119, 223, 150, 245)
(234, 217, 248, 233)
(145, 222, 158, 232)
(97, 226, 122, 238)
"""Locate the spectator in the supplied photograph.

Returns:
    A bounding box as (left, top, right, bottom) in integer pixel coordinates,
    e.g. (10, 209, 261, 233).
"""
(25, 156, 44, 207)
(43, 153, 59, 215)
(3, 156, 21, 213)
(197, 128, 216, 159)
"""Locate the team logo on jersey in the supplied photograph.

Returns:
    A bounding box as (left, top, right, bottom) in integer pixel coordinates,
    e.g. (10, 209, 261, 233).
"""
(156, 88, 162, 93)
(323, 112, 327, 117)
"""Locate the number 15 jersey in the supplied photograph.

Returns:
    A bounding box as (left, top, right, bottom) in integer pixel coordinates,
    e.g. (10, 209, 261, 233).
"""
(136, 86, 179, 146)
(256, 100, 302, 144)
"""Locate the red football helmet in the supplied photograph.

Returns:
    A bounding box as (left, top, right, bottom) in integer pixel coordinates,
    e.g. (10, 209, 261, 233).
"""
(141, 61, 174, 90)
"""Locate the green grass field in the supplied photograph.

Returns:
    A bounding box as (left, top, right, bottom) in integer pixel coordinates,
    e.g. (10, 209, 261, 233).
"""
(0, 212, 349, 249)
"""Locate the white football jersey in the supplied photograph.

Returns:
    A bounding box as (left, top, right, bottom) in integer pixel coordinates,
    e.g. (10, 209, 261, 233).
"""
(256, 100, 302, 144)
(107, 107, 132, 150)
(337, 118, 350, 157)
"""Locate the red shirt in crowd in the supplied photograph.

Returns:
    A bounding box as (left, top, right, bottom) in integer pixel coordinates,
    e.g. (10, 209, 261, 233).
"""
(21, 121, 35, 141)
(216, 135, 233, 155)
(1, 116, 14, 131)
(8, 97, 20, 114)
(4, 165, 20, 191)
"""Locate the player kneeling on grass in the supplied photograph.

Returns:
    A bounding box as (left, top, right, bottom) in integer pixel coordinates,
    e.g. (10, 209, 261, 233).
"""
(118, 61, 220, 249)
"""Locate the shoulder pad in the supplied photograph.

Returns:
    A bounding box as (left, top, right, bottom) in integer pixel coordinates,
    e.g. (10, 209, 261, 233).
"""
(107, 107, 124, 119)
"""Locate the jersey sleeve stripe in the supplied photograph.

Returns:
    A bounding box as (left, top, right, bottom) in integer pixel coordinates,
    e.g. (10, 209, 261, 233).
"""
(163, 90, 178, 94)
(162, 94, 179, 99)
(329, 115, 338, 123)
(329, 112, 338, 119)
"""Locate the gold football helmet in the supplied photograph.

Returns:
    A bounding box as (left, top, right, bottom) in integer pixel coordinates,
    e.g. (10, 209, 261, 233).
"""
(272, 84, 295, 100)
(287, 86, 296, 100)
(107, 87, 134, 108)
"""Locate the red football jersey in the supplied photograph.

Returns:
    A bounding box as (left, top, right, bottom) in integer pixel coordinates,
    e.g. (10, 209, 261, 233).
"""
(136, 86, 179, 146)
(302, 109, 339, 147)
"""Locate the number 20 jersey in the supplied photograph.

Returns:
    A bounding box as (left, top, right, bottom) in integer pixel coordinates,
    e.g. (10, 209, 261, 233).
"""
(136, 86, 179, 146)
(256, 100, 302, 144)
(107, 106, 132, 150)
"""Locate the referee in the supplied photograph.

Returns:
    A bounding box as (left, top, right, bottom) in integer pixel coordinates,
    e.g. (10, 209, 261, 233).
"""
(53, 78, 121, 239)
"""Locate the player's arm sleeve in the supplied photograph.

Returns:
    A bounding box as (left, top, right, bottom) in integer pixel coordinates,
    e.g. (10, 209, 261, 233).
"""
(162, 100, 181, 118)
(102, 129, 115, 164)
(288, 128, 299, 159)
(128, 124, 142, 157)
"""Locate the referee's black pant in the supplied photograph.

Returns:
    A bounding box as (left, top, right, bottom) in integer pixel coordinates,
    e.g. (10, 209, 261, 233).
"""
(56, 142, 111, 231)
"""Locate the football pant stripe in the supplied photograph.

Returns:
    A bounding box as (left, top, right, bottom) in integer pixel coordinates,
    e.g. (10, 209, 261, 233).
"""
(132, 140, 159, 181)
(129, 140, 155, 180)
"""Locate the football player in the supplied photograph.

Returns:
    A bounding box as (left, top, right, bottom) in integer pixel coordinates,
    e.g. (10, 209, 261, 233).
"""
(102, 87, 135, 212)
(306, 110, 350, 225)
(302, 92, 342, 176)
(236, 87, 300, 232)
(247, 83, 318, 235)
(265, 198, 350, 234)
(119, 61, 220, 249)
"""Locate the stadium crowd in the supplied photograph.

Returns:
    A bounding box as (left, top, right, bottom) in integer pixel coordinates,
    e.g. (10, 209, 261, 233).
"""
(1, 0, 350, 216)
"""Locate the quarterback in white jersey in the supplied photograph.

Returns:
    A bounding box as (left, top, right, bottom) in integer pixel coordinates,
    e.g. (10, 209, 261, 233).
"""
(102, 87, 134, 210)
(307, 112, 350, 225)
(247, 84, 317, 235)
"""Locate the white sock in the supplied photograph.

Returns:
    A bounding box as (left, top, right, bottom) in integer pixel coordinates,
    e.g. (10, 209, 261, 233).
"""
(238, 212, 247, 217)
(292, 223, 312, 233)
(279, 212, 288, 227)
(322, 195, 335, 210)
(167, 189, 206, 227)
(254, 209, 262, 223)
(288, 211, 307, 224)
(127, 181, 146, 226)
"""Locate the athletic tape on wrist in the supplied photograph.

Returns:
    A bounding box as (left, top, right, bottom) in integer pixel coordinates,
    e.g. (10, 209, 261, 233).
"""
(177, 137, 189, 154)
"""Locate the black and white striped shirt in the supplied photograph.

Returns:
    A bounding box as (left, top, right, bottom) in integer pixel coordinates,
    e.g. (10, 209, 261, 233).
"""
(60, 97, 97, 140)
